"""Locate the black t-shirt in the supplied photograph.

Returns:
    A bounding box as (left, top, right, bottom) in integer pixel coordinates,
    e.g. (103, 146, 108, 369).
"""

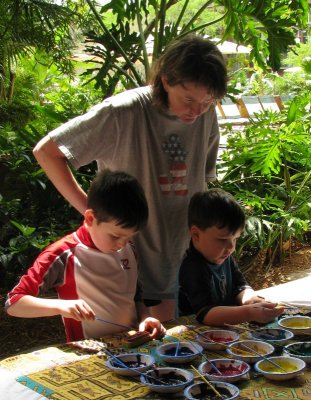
(178, 240, 251, 323)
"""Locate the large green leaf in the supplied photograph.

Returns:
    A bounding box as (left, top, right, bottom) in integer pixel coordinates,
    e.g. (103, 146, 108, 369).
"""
(216, 0, 308, 70)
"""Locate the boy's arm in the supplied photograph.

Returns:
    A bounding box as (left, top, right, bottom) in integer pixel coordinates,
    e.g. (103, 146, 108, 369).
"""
(33, 135, 87, 215)
(6, 243, 95, 322)
(134, 279, 166, 339)
(6, 295, 95, 321)
(236, 288, 267, 305)
(202, 302, 284, 326)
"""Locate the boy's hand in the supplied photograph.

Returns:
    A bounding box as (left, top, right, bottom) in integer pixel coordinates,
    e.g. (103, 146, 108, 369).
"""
(58, 299, 95, 321)
(247, 302, 284, 323)
(139, 317, 166, 340)
(243, 295, 268, 305)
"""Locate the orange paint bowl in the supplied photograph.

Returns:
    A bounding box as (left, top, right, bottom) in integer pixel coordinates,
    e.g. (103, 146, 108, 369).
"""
(226, 340, 275, 363)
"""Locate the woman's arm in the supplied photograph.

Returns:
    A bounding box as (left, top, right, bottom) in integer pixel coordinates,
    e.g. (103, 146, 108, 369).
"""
(33, 135, 87, 215)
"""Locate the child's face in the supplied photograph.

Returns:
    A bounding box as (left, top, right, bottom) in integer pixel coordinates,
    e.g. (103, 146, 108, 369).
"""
(84, 210, 138, 253)
(191, 225, 243, 265)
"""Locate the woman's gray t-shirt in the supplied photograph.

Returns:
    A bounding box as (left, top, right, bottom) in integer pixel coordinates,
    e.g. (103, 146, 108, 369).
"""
(49, 86, 220, 301)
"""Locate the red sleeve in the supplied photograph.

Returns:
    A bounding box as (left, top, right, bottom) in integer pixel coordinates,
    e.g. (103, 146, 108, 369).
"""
(5, 233, 76, 309)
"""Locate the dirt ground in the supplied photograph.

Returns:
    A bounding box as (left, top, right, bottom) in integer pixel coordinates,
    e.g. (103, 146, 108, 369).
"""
(1, 246, 311, 360)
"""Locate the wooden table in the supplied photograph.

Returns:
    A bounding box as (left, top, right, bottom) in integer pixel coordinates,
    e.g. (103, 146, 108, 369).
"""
(1, 315, 311, 399)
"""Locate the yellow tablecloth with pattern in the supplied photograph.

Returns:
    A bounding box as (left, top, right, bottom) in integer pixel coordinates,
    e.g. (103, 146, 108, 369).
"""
(1, 315, 311, 400)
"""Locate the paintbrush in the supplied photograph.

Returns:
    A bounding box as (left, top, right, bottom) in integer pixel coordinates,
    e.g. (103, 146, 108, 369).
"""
(179, 323, 228, 350)
(95, 316, 152, 347)
(190, 365, 224, 399)
(95, 316, 135, 330)
(277, 301, 311, 310)
(165, 322, 224, 375)
(165, 331, 223, 373)
(174, 328, 181, 356)
(190, 340, 223, 375)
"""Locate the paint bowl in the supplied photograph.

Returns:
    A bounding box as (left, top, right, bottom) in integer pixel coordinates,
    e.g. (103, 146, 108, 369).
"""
(106, 353, 155, 376)
(278, 316, 311, 335)
(195, 329, 239, 350)
(284, 342, 311, 364)
(250, 327, 294, 345)
(198, 358, 250, 383)
(254, 356, 306, 381)
(226, 339, 275, 363)
(184, 380, 240, 400)
(140, 367, 194, 394)
(156, 341, 203, 364)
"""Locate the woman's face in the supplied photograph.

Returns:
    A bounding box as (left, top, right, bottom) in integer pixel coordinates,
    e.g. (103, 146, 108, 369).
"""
(161, 77, 216, 124)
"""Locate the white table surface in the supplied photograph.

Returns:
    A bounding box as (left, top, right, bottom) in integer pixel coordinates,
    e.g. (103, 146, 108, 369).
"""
(256, 274, 311, 308)
(0, 367, 48, 400)
(0, 346, 85, 399)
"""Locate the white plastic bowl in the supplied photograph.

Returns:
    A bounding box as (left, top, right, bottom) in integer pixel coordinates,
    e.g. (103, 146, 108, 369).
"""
(254, 356, 306, 381)
(184, 380, 240, 400)
(284, 341, 311, 364)
(106, 352, 155, 376)
(140, 367, 194, 394)
(250, 327, 294, 345)
(278, 315, 311, 335)
(195, 329, 239, 350)
(226, 339, 275, 363)
(156, 341, 203, 364)
(198, 358, 250, 383)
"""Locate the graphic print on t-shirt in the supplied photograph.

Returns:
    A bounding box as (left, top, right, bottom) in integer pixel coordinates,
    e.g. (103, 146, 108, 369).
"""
(159, 134, 188, 196)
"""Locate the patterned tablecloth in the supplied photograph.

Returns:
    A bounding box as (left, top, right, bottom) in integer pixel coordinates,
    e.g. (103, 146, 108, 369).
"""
(1, 315, 311, 400)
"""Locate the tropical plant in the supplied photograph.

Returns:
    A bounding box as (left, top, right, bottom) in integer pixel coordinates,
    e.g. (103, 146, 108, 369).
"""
(216, 90, 311, 273)
(0, 0, 83, 102)
(0, 118, 96, 290)
(81, 0, 308, 96)
(283, 42, 311, 70)
(0, 64, 101, 291)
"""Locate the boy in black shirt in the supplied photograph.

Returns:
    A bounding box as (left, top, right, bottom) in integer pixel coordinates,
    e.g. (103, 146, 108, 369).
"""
(178, 188, 284, 325)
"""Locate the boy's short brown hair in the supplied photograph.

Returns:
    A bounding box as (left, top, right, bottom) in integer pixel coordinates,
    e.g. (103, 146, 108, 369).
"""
(87, 169, 148, 230)
(188, 188, 245, 234)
